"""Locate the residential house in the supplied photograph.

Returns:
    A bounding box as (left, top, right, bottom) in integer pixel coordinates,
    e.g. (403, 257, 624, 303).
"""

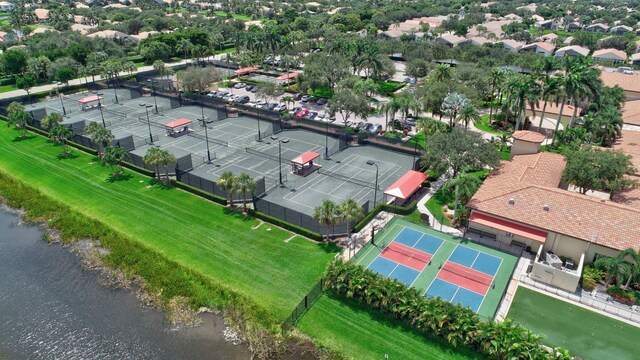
(525, 101, 582, 128)
(468, 36, 492, 47)
(87, 30, 139, 43)
(503, 13, 523, 22)
(435, 34, 471, 48)
(564, 22, 582, 32)
(33, 8, 49, 22)
(563, 36, 574, 45)
(71, 23, 95, 35)
(600, 68, 640, 100)
(631, 53, 640, 67)
(554, 45, 590, 58)
(585, 23, 609, 32)
(520, 42, 555, 56)
(467, 146, 640, 292)
(497, 39, 525, 52)
(536, 20, 557, 30)
(612, 130, 640, 210)
(0, 1, 14, 11)
(539, 32, 558, 43)
(592, 48, 627, 64)
(609, 25, 633, 35)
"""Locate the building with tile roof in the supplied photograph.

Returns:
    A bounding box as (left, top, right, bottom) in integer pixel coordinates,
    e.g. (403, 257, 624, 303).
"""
(593, 48, 628, 64)
(520, 42, 555, 56)
(600, 69, 640, 100)
(554, 45, 590, 58)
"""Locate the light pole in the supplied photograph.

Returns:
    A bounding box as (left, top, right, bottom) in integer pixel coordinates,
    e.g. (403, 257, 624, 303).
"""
(147, 79, 159, 114)
(140, 103, 154, 145)
(366, 160, 379, 208)
(55, 82, 67, 116)
(112, 79, 119, 104)
(324, 120, 329, 159)
(412, 138, 419, 170)
(200, 105, 212, 163)
(271, 135, 289, 185)
(93, 91, 106, 127)
(256, 106, 262, 142)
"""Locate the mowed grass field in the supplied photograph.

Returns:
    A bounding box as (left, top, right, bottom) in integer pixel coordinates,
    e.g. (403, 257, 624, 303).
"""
(508, 287, 640, 360)
(299, 294, 479, 360)
(0, 127, 337, 318)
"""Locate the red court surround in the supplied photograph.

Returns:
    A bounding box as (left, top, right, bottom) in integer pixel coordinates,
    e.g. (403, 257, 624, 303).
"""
(438, 261, 493, 295)
(380, 242, 432, 272)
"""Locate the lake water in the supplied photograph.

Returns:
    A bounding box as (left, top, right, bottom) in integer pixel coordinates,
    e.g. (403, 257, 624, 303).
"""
(0, 208, 252, 360)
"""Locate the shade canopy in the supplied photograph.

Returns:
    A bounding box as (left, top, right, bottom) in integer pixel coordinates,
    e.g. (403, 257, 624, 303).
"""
(291, 151, 320, 165)
(276, 72, 298, 80)
(384, 170, 428, 200)
(469, 212, 548, 243)
(164, 118, 192, 129)
(235, 66, 258, 75)
(78, 95, 103, 104)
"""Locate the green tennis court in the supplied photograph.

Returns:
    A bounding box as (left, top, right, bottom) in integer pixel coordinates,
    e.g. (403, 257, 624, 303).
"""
(354, 218, 517, 318)
(508, 287, 640, 360)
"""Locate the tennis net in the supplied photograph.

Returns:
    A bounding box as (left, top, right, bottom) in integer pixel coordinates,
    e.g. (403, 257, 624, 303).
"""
(317, 168, 377, 189)
(442, 262, 492, 285)
(245, 147, 286, 163)
(188, 132, 229, 147)
(385, 243, 431, 264)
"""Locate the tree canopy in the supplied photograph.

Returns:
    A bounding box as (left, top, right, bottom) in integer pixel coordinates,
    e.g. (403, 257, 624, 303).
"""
(561, 147, 638, 194)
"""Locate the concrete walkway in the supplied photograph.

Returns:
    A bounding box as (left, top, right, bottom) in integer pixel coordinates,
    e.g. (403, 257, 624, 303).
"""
(415, 175, 463, 237)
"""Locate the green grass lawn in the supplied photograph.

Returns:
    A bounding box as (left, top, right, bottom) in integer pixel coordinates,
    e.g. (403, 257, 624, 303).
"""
(377, 81, 405, 95)
(0, 84, 17, 93)
(214, 11, 251, 21)
(0, 127, 338, 318)
(426, 187, 453, 226)
(508, 287, 640, 360)
(474, 115, 509, 136)
(299, 294, 479, 360)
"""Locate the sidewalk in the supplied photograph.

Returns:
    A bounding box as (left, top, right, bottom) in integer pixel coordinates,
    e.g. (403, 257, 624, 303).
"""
(415, 175, 463, 237)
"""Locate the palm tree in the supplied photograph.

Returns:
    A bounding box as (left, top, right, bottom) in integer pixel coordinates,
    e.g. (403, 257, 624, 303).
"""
(417, 118, 450, 135)
(486, 67, 506, 121)
(457, 103, 480, 129)
(595, 256, 631, 286)
(380, 100, 399, 130)
(101, 146, 129, 177)
(176, 38, 194, 60)
(282, 95, 294, 110)
(235, 173, 257, 212)
(143, 147, 163, 181)
(588, 106, 623, 146)
(217, 171, 237, 207)
(6, 102, 31, 138)
(339, 199, 364, 238)
(444, 173, 482, 225)
(41, 112, 63, 131)
(157, 149, 177, 182)
(432, 63, 453, 83)
(441, 93, 470, 127)
(617, 248, 640, 289)
(49, 125, 74, 155)
(313, 199, 337, 241)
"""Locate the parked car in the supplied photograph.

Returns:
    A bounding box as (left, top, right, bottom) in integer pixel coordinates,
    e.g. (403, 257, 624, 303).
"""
(234, 82, 246, 89)
(405, 117, 416, 126)
(291, 106, 301, 114)
(215, 91, 228, 99)
(305, 112, 318, 119)
(207, 91, 218, 98)
(236, 95, 250, 104)
(295, 109, 310, 118)
(273, 104, 287, 112)
(301, 95, 309, 103)
(316, 98, 327, 106)
(251, 87, 259, 93)
(403, 77, 411, 83)
(245, 85, 254, 91)
(361, 123, 374, 132)
(409, 78, 417, 84)
(369, 124, 382, 134)
(354, 121, 366, 129)
(293, 93, 303, 101)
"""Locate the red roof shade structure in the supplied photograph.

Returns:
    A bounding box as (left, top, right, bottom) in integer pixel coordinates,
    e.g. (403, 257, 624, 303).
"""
(78, 95, 104, 104)
(276, 72, 298, 80)
(384, 170, 428, 200)
(469, 212, 547, 243)
(235, 66, 258, 75)
(291, 151, 320, 165)
(164, 118, 193, 129)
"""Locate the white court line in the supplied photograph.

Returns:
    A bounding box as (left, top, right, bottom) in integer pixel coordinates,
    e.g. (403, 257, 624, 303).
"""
(469, 251, 481, 269)
(354, 223, 402, 268)
(415, 233, 445, 255)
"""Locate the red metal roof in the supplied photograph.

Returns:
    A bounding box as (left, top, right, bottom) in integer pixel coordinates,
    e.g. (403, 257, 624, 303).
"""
(384, 170, 428, 200)
(276, 72, 298, 80)
(164, 118, 192, 129)
(235, 66, 258, 74)
(78, 95, 103, 104)
(469, 211, 547, 243)
(291, 151, 320, 165)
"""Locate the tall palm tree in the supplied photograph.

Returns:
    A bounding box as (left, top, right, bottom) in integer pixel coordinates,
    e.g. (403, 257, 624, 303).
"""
(101, 146, 129, 176)
(457, 103, 480, 129)
(157, 149, 176, 182)
(588, 105, 623, 146)
(49, 125, 74, 155)
(235, 173, 256, 212)
(339, 199, 363, 238)
(217, 171, 237, 207)
(6, 102, 31, 138)
(486, 67, 506, 122)
(444, 173, 482, 225)
(41, 112, 63, 131)
(313, 199, 337, 241)
(143, 147, 163, 181)
(441, 93, 470, 127)
(176, 38, 194, 60)
(617, 248, 640, 289)
(432, 63, 453, 83)
(92, 126, 114, 159)
(595, 256, 631, 286)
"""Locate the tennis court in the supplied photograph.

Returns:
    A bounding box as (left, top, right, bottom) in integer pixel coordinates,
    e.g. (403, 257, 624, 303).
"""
(354, 219, 517, 318)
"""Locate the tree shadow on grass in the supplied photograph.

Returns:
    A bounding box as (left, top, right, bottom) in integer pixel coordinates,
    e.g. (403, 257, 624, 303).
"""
(106, 172, 133, 183)
(56, 152, 78, 160)
(223, 207, 253, 222)
(321, 293, 489, 360)
(11, 135, 35, 142)
(146, 178, 173, 190)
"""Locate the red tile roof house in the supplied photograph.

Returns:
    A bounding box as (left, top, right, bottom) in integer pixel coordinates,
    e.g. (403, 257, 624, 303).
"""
(592, 48, 628, 65)
(466, 137, 640, 292)
(519, 42, 556, 56)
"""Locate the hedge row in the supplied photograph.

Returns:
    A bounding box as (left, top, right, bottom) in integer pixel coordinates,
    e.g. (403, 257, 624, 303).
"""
(170, 179, 227, 206)
(247, 208, 323, 241)
(324, 260, 572, 360)
(352, 200, 417, 233)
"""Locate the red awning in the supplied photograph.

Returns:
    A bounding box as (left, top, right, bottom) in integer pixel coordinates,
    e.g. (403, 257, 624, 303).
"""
(384, 170, 428, 200)
(164, 118, 192, 129)
(235, 66, 258, 75)
(469, 212, 547, 243)
(276, 72, 298, 80)
(78, 95, 103, 104)
(291, 151, 320, 165)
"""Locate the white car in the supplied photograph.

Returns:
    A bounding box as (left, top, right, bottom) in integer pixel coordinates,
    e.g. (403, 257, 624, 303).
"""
(273, 104, 287, 112)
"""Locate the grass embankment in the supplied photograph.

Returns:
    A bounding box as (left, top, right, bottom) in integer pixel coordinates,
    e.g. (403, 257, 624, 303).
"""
(299, 294, 477, 360)
(425, 170, 490, 227)
(508, 287, 640, 360)
(0, 127, 337, 320)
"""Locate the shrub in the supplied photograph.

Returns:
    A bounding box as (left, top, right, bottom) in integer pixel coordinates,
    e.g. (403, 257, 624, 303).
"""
(171, 180, 227, 206)
(606, 286, 639, 305)
(247, 208, 323, 241)
(323, 260, 571, 359)
(352, 201, 417, 233)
